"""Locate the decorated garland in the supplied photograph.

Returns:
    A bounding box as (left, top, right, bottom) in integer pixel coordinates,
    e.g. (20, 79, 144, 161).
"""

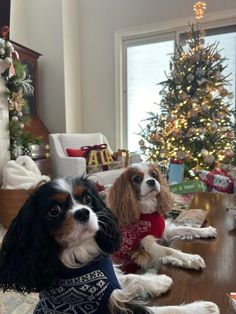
(0, 37, 42, 159)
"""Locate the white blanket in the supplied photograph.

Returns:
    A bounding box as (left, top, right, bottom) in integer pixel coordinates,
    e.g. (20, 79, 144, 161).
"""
(1, 156, 50, 189)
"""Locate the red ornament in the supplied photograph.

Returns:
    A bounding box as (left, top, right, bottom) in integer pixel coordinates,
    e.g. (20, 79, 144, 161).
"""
(224, 149, 234, 159)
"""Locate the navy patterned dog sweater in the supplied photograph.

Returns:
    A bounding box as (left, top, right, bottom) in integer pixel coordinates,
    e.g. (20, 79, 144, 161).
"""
(34, 256, 120, 314)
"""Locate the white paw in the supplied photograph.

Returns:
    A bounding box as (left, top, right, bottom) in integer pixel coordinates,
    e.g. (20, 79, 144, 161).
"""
(160, 253, 206, 270)
(160, 256, 184, 267)
(154, 274, 173, 295)
(202, 226, 217, 238)
(184, 253, 206, 270)
(182, 301, 220, 314)
(141, 273, 173, 297)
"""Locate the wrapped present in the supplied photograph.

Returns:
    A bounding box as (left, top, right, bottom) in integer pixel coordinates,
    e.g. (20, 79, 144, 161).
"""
(82, 144, 124, 174)
(199, 168, 234, 193)
(113, 149, 130, 167)
(82, 144, 114, 171)
(168, 159, 185, 184)
(228, 166, 236, 193)
(169, 179, 207, 194)
(87, 164, 104, 174)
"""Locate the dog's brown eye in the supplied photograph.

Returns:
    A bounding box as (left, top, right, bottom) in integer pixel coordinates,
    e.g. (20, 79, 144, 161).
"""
(82, 195, 92, 206)
(132, 175, 143, 184)
(48, 205, 61, 217)
(151, 172, 158, 179)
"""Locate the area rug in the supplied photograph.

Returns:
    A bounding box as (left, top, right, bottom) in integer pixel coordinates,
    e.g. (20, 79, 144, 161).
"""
(0, 225, 39, 314)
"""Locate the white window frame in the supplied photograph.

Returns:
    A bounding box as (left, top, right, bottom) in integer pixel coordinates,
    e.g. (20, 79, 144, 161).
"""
(114, 9, 236, 150)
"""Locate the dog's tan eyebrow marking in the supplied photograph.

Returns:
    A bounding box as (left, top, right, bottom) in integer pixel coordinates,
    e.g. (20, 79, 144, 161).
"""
(73, 186, 85, 197)
(148, 165, 160, 178)
(126, 167, 144, 180)
(52, 192, 69, 203)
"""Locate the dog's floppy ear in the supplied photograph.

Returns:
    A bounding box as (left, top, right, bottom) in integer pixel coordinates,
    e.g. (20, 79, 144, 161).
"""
(108, 171, 140, 225)
(0, 192, 60, 293)
(154, 166, 173, 214)
(95, 208, 121, 255)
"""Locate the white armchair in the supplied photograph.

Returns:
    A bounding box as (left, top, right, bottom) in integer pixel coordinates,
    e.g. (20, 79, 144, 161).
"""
(49, 133, 131, 185)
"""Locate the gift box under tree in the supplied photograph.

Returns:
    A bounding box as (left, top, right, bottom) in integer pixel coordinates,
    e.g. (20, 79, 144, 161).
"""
(198, 168, 234, 193)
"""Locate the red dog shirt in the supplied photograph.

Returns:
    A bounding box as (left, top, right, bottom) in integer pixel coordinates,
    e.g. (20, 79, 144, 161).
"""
(113, 213, 165, 273)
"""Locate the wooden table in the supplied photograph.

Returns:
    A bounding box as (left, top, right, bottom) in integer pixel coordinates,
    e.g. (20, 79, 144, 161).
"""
(157, 192, 236, 314)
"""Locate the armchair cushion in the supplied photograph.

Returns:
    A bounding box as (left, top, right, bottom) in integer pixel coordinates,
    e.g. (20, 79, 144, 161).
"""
(66, 148, 84, 157)
(59, 133, 113, 155)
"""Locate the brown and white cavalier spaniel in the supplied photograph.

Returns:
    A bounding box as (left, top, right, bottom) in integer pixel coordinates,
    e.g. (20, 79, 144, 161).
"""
(109, 163, 217, 273)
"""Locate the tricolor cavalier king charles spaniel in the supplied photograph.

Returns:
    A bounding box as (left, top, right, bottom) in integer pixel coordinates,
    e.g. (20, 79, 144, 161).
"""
(109, 163, 217, 273)
(0, 177, 219, 313)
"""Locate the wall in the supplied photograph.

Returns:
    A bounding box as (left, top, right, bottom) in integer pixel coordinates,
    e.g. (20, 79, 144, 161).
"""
(11, 0, 66, 134)
(62, 0, 82, 133)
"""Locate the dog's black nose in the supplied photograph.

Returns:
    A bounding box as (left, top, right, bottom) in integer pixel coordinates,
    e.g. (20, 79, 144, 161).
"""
(74, 208, 90, 222)
(146, 179, 156, 187)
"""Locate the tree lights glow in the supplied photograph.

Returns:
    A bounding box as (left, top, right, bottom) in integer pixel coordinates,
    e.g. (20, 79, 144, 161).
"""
(139, 25, 235, 175)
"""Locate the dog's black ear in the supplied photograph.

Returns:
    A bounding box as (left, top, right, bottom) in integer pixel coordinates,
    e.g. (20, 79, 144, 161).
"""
(95, 208, 121, 255)
(0, 192, 60, 293)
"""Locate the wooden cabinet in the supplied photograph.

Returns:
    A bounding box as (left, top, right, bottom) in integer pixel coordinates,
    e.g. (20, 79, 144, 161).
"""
(12, 42, 52, 177)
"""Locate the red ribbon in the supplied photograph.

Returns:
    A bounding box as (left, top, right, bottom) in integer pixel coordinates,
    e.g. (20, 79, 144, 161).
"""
(170, 159, 184, 165)
(81, 144, 107, 158)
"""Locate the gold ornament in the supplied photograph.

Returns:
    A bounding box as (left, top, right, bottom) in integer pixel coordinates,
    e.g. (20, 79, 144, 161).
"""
(201, 149, 208, 157)
(8, 90, 25, 111)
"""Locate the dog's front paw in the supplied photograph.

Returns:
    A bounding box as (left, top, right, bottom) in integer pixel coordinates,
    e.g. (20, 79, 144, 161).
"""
(160, 256, 184, 267)
(154, 274, 173, 296)
(184, 253, 206, 270)
(160, 252, 205, 270)
(140, 272, 173, 297)
(148, 301, 219, 314)
(202, 226, 217, 238)
(181, 301, 220, 314)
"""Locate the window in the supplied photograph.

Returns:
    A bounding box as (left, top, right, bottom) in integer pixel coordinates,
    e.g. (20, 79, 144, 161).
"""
(121, 23, 236, 152)
(123, 34, 175, 152)
(204, 26, 236, 114)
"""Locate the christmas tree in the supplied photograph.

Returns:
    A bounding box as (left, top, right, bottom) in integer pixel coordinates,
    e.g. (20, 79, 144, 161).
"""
(139, 24, 235, 175)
